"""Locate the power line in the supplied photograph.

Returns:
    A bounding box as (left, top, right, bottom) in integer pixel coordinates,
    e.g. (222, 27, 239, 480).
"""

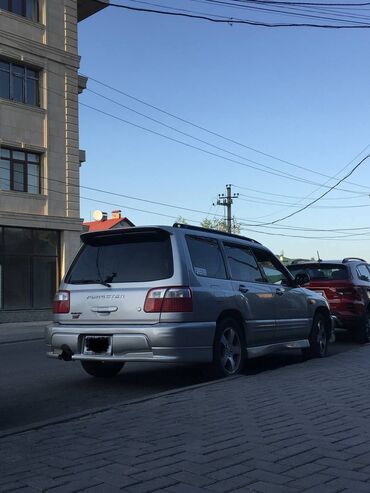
(192, 0, 370, 24)
(81, 100, 352, 189)
(234, 187, 367, 200)
(4, 166, 370, 238)
(230, 0, 370, 7)
(84, 75, 370, 194)
(249, 153, 370, 225)
(92, 0, 370, 27)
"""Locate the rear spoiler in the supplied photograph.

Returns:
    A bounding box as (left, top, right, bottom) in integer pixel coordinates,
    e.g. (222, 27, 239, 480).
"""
(81, 226, 172, 245)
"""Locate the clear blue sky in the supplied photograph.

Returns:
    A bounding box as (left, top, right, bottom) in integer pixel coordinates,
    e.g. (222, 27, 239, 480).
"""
(77, 2, 370, 260)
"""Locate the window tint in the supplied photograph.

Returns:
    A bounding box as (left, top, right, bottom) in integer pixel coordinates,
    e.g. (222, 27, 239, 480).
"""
(0, 147, 41, 194)
(0, 227, 59, 310)
(4, 227, 33, 254)
(0, 0, 39, 21)
(186, 236, 226, 279)
(0, 68, 10, 99)
(66, 232, 173, 284)
(3, 255, 31, 309)
(253, 248, 291, 285)
(288, 264, 349, 281)
(224, 243, 263, 282)
(32, 257, 57, 308)
(0, 59, 40, 106)
(357, 264, 370, 281)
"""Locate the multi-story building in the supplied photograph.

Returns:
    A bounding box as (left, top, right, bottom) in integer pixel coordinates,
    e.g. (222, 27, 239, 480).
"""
(0, 0, 107, 322)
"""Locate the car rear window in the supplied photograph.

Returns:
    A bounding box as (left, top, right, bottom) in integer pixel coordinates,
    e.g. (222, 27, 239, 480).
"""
(65, 231, 173, 284)
(288, 264, 349, 281)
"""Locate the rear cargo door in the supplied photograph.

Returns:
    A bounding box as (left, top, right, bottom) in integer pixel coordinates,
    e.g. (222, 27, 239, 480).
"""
(62, 229, 174, 325)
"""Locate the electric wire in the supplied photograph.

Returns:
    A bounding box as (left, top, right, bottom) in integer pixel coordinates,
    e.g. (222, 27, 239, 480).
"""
(92, 0, 370, 27)
(84, 75, 370, 193)
(86, 87, 370, 191)
(248, 154, 370, 225)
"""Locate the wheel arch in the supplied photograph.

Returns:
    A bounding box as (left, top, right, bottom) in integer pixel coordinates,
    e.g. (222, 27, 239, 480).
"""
(216, 310, 246, 343)
(314, 306, 332, 338)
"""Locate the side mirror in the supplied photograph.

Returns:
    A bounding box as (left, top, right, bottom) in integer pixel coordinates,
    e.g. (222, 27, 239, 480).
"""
(295, 272, 310, 286)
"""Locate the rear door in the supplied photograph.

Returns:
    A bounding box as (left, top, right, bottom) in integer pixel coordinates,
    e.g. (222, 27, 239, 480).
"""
(222, 242, 275, 346)
(252, 248, 310, 341)
(60, 229, 175, 325)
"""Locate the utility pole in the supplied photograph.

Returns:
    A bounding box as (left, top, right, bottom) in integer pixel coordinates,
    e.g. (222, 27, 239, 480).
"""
(217, 184, 239, 233)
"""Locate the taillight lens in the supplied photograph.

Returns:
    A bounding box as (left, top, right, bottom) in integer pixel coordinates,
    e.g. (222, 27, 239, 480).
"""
(144, 287, 192, 313)
(336, 287, 363, 301)
(53, 290, 70, 314)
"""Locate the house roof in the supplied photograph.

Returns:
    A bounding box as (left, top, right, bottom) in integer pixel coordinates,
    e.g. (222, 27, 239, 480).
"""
(84, 217, 135, 232)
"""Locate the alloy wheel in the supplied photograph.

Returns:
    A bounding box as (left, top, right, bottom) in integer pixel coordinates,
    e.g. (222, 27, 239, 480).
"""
(219, 327, 242, 375)
(317, 319, 327, 356)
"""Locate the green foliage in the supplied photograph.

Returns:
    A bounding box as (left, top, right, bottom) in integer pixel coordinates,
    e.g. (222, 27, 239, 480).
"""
(201, 217, 241, 234)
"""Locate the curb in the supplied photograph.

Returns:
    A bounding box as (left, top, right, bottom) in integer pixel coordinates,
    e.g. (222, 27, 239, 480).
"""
(0, 337, 44, 346)
(1, 343, 364, 440)
(0, 374, 241, 439)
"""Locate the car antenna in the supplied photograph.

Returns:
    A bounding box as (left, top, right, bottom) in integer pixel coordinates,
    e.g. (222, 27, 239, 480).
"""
(317, 250, 322, 263)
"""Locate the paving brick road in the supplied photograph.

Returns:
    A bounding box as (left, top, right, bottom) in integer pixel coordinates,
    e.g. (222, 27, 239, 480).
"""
(3, 346, 370, 493)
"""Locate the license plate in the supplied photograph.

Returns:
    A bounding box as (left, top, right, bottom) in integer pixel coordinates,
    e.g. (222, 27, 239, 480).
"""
(83, 336, 112, 355)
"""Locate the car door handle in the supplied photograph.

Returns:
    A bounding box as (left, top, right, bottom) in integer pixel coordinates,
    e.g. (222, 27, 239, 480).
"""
(275, 288, 285, 296)
(239, 284, 249, 294)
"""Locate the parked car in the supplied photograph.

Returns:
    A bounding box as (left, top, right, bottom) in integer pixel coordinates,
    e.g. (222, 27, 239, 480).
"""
(46, 224, 332, 378)
(287, 258, 370, 343)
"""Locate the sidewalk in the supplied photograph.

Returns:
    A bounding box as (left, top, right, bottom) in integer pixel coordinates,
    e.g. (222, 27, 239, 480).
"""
(2, 347, 370, 493)
(0, 321, 49, 345)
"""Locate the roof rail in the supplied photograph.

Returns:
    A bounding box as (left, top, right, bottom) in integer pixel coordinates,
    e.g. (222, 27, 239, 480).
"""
(173, 223, 261, 244)
(342, 257, 366, 263)
(290, 259, 314, 264)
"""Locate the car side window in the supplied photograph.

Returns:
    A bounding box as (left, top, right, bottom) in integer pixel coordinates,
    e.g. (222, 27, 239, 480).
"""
(357, 264, 370, 281)
(186, 235, 226, 280)
(223, 242, 264, 282)
(253, 248, 292, 285)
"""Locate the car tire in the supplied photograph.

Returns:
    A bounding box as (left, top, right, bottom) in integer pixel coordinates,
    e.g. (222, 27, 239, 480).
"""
(354, 313, 370, 344)
(303, 312, 328, 359)
(213, 318, 246, 377)
(80, 361, 125, 378)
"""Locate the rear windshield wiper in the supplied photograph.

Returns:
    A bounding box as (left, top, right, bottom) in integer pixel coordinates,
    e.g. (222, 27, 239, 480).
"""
(69, 279, 111, 287)
(96, 248, 111, 288)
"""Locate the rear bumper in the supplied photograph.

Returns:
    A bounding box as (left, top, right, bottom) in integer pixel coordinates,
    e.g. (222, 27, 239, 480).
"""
(45, 322, 216, 363)
(331, 313, 364, 330)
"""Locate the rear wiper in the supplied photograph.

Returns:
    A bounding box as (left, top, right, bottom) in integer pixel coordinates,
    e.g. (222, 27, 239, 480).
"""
(95, 248, 111, 288)
(69, 279, 103, 285)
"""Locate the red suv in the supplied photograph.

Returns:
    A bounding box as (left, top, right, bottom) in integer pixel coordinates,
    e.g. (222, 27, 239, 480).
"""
(287, 258, 370, 343)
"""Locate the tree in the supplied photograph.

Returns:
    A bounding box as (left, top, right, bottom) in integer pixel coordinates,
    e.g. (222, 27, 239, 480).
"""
(201, 217, 241, 234)
(175, 216, 241, 234)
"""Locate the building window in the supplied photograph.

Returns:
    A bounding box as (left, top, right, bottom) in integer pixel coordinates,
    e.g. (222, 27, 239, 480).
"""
(0, 227, 59, 310)
(0, 0, 39, 22)
(0, 147, 41, 194)
(0, 59, 40, 106)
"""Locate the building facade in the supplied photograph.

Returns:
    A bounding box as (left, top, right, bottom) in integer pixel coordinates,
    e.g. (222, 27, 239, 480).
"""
(0, 0, 107, 322)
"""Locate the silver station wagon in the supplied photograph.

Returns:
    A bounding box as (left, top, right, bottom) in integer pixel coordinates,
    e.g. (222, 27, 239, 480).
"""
(46, 223, 332, 378)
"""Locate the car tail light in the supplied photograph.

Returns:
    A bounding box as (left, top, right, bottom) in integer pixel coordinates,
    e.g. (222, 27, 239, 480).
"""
(53, 290, 70, 314)
(336, 287, 363, 301)
(144, 287, 192, 313)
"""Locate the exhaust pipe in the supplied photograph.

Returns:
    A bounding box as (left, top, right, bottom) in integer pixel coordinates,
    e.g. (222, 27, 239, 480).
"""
(58, 345, 73, 361)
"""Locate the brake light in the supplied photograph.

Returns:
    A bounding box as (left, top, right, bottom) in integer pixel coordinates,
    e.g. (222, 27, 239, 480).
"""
(336, 287, 363, 301)
(53, 290, 70, 314)
(144, 287, 192, 313)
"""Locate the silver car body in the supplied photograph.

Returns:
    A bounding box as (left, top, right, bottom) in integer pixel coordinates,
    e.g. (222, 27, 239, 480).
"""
(46, 225, 331, 364)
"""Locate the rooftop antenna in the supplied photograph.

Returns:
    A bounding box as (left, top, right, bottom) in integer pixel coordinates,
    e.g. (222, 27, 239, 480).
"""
(317, 250, 321, 262)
